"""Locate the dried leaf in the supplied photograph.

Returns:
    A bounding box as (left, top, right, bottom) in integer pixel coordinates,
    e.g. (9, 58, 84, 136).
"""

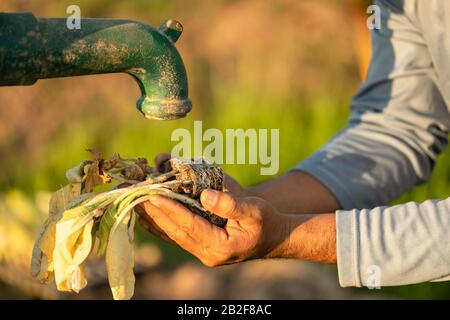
(83, 162, 111, 193)
(106, 212, 135, 300)
(49, 184, 82, 217)
(135, 158, 149, 175)
(121, 164, 145, 181)
(31, 183, 81, 282)
(102, 153, 121, 171)
(53, 215, 94, 292)
(86, 148, 103, 160)
(66, 161, 90, 183)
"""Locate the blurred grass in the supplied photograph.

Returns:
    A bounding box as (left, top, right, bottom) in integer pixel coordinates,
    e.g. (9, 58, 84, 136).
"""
(0, 0, 449, 299)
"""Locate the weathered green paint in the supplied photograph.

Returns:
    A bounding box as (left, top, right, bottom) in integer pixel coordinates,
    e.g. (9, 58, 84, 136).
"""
(0, 12, 192, 120)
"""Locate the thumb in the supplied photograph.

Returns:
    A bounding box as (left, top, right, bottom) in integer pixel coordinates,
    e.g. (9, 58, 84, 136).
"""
(200, 189, 242, 219)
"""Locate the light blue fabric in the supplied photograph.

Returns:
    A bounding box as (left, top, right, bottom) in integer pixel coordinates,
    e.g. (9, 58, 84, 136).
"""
(337, 198, 450, 287)
(296, 0, 450, 287)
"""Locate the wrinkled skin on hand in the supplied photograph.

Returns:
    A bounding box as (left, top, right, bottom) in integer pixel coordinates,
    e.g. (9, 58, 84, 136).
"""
(138, 189, 290, 267)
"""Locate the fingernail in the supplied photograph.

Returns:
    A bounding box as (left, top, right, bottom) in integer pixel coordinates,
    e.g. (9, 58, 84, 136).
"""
(202, 189, 218, 207)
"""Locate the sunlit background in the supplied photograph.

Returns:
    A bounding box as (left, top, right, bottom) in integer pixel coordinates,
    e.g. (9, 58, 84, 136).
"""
(1, 0, 449, 299)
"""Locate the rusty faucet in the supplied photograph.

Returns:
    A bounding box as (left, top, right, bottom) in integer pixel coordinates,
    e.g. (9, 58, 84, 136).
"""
(0, 12, 192, 120)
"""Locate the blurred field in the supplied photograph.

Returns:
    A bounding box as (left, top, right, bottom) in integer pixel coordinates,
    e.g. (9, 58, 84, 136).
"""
(0, 0, 449, 299)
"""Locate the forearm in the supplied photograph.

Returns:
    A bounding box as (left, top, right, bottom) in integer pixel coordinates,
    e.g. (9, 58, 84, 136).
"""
(242, 175, 339, 263)
(269, 213, 337, 264)
(249, 171, 341, 214)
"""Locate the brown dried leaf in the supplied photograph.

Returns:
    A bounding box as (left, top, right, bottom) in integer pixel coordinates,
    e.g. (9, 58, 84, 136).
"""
(66, 160, 91, 183)
(121, 164, 146, 181)
(86, 148, 103, 160)
(135, 158, 149, 174)
(83, 161, 111, 192)
(102, 153, 121, 171)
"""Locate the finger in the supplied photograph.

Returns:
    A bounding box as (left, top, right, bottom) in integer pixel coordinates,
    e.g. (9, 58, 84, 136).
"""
(136, 205, 159, 228)
(142, 201, 204, 255)
(138, 216, 177, 245)
(135, 203, 149, 220)
(200, 190, 243, 220)
(137, 203, 177, 244)
(145, 196, 227, 244)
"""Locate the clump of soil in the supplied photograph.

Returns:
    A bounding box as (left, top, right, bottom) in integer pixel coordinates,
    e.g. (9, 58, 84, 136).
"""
(159, 158, 227, 227)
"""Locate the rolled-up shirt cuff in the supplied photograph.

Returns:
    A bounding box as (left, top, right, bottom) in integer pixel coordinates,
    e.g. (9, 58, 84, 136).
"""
(335, 209, 361, 287)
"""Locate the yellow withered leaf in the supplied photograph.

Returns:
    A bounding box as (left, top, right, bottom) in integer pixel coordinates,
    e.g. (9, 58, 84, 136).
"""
(30, 183, 81, 282)
(49, 183, 82, 218)
(66, 161, 90, 183)
(53, 215, 94, 292)
(106, 212, 135, 300)
(31, 221, 57, 283)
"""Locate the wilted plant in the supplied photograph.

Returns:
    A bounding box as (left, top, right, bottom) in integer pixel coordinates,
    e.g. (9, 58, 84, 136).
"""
(31, 150, 226, 300)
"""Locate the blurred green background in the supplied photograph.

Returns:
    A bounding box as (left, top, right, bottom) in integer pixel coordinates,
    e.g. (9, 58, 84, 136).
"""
(0, 0, 449, 299)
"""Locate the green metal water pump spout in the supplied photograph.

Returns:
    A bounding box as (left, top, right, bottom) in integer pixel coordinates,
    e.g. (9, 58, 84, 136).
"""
(0, 12, 192, 120)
